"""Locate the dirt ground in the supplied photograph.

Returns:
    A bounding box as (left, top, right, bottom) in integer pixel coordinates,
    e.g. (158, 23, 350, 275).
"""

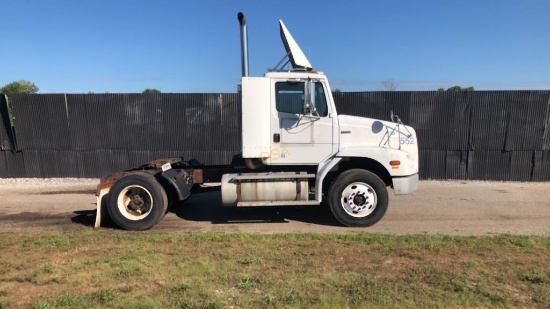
(0, 178, 549, 235)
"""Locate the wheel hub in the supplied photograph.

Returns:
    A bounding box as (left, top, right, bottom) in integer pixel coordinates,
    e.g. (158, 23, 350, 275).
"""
(128, 194, 145, 213)
(341, 182, 377, 218)
(352, 193, 367, 207)
(117, 185, 153, 220)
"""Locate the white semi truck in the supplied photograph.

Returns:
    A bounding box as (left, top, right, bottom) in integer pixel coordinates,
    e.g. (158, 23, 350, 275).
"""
(95, 13, 419, 231)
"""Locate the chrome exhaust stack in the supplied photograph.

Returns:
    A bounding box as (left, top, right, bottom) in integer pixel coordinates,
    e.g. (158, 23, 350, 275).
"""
(237, 12, 249, 77)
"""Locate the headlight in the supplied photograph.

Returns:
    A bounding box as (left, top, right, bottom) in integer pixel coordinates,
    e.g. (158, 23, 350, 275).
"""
(406, 154, 414, 168)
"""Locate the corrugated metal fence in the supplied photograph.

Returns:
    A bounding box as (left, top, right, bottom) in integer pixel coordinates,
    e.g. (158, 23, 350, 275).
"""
(1, 91, 549, 180)
(333, 91, 550, 181)
(0, 93, 241, 178)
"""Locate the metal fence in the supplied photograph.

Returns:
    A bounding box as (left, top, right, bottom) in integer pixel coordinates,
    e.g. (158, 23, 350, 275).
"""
(333, 91, 550, 181)
(1, 91, 549, 180)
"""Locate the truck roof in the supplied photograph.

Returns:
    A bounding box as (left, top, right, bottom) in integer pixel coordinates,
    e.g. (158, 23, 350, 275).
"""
(264, 71, 326, 79)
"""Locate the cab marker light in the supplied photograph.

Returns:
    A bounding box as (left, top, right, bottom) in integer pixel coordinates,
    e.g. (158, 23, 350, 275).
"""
(390, 160, 400, 169)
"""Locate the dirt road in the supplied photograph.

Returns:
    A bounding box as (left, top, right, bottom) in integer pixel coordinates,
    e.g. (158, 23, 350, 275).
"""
(1, 179, 549, 235)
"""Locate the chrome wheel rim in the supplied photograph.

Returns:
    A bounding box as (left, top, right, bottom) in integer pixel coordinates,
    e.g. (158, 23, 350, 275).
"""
(340, 182, 377, 218)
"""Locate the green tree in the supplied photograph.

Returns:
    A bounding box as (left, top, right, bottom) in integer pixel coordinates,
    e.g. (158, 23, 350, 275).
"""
(142, 88, 161, 94)
(1, 80, 39, 94)
(332, 88, 341, 93)
(438, 86, 474, 92)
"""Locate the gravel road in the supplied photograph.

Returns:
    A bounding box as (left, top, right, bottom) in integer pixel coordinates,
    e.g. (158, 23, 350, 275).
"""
(1, 178, 549, 235)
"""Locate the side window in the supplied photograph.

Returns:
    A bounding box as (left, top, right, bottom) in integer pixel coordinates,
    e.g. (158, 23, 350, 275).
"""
(314, 82, 328, 117)
(275, 81, 304, 114)
(275, 81, 329, 117)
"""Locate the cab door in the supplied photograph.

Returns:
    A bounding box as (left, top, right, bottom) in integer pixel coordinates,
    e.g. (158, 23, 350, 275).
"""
(270, 79, 335, 164)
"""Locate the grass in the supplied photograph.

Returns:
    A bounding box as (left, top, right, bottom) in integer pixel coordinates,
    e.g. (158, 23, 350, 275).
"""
(0, 230, 549, 308)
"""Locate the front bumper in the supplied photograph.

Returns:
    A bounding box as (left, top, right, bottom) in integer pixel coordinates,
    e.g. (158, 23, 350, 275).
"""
(392, 173, 419, 195)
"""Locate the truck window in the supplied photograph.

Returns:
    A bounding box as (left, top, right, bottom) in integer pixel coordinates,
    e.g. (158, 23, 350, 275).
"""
(314, 82, 328, 117)
(275, 81, 329, 116)
(275, 81, 304, 114)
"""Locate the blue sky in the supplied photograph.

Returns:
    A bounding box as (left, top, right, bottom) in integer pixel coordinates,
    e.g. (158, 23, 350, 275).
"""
(1, 0, 549, 93)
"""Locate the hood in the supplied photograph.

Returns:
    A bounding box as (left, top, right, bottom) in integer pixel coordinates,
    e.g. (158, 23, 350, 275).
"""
(338, 114, 418, 157)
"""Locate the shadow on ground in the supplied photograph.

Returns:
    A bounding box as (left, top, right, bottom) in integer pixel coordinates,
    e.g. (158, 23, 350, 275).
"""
(170, 191, 341, 227)
(69, 190, 342, 230)
(71, 209, 101, 228)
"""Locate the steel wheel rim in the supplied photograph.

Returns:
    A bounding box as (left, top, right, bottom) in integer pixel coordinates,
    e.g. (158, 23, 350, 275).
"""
(117, 185, 153, 221)
(340, 182, 377, 218)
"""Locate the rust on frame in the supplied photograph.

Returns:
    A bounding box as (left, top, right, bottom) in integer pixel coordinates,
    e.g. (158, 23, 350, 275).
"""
(95, 157, 204, 196)
(96, 171, 133, 196)
(192, 169, 204, 184)
(139, 158, 183, 170)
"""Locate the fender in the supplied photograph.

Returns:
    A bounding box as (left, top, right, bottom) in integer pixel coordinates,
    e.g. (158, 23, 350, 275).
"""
(314, 146, 418, 202)
(315, 157, 342, 202)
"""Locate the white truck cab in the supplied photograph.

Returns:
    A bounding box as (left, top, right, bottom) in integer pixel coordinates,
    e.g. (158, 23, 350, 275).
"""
(239, 18, 418, 191)
(222, 15, 418, 226)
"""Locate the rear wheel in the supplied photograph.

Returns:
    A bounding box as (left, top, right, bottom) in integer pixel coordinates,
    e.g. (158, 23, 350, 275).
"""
(328, 169, 388, 227)
(107, 172, 168, 231)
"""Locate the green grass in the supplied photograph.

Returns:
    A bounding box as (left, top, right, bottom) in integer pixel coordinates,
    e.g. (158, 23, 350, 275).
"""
(0, 230, 549, 308)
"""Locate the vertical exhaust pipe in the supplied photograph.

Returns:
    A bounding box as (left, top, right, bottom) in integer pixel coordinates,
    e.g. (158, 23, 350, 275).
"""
(238, 12, 249, 77)
(238, 12, 263, 170)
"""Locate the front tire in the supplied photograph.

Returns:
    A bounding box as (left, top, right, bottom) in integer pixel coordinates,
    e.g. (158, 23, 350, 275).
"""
(107, 172, 168, 231)
(328, 169, 388, 227)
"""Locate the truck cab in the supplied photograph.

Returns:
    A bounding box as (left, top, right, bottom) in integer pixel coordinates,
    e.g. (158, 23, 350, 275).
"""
(219, 15, 419, 227)
(238, 17, 418, 200)
(241, 71, 419, 194)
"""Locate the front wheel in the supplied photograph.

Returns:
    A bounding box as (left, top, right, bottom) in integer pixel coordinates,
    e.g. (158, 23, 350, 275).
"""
(328, 169, 388, 227)
(107, 172, 168, 231)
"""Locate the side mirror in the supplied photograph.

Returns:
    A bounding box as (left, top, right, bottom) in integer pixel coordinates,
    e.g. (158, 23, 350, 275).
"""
(303, 81, 315, 115)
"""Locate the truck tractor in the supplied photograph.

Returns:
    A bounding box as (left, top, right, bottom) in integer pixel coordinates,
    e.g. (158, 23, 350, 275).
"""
(94, 12, 419, 231)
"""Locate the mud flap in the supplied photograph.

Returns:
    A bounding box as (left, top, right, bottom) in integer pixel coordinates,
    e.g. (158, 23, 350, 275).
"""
(94, 188, 112, 228)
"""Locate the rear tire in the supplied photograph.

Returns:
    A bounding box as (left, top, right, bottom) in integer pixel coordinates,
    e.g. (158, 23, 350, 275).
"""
(107, 172, 168, 231)
(328, 169, 388, 227)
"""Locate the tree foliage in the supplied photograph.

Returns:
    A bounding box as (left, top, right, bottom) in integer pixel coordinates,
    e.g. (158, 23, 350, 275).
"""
(143, 88, 161, 94)
(1, 80, 39, 94)
(437, 86, 474, 92)
(382, 79, 398, 91)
